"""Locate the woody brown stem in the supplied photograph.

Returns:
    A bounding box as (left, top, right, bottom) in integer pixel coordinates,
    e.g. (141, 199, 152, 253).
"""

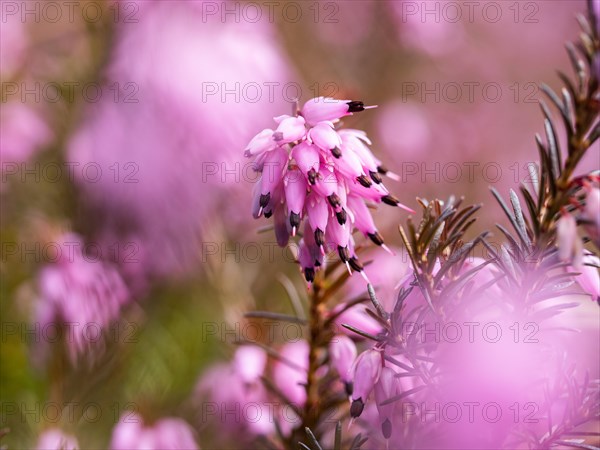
(283, 272, 332, 449)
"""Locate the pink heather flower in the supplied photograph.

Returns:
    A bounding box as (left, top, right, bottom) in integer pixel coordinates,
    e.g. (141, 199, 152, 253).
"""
(36, 428, 79, 450)
(0, 13, 27, 78)
(245, 97, 413, 283)
(233, 344, 268, 384)
(557, 212, 582, 268)
(244, 128, 277, 157)
(33, 233, 130, 366)
(329, 335, 357, 394)
(273, 340, 309, 407)
(350, 349, 382, 418)
(308, 122, 342, 155)
(0, 101, 52, 168)
(195, 346, 275, 438)
(110, 412, 199, 450)
(582, 186, 600, 248)
(374, 366, 398, 439)
(300, 97, 374, 126)
(273, 115, 307, 144)
(574, 253, 600, 302)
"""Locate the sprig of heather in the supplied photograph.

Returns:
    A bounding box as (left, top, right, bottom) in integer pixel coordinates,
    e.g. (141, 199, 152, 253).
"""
(343, 198, 490, 441)
(341, 3, 600, 449)
(240, 97, 415, 448)
(244, 97, 413, 284)
(488, 1, 599, 311)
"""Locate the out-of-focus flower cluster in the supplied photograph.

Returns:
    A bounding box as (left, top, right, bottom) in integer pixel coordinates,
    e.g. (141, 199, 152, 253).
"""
(32, 232, 130, 367)
(67, 1, 294, 289)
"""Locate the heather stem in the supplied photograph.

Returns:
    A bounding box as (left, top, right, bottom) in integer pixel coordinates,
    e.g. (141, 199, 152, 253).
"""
(284, 272, 331, 449)
(303, 273, 326, 431)
(538, 100, 597, 245)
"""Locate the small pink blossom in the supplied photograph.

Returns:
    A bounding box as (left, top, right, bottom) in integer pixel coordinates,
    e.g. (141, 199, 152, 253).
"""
(0, 102, 52, 168)
(374, 366, 398, 439)
(308, 122, 342, 154)
(244, 128, 277, 157)
(300, 97, 372, 126)
(233, 345, 268, 384)
(195, 345, 283, 439)
(329, 335, 357, 394)
(110, 412, 199, 450)
(272, 340, 309, 407)
(36, 428, 79, 450)
(350, 349, 382, 418)
(582, 186, 600, 248)
(33, 233, 130, 366)
(574, 253, 600, 302)
(557, 212, 582, 268)
(273, 115, 306, 144)
(330, 303, 384, 338)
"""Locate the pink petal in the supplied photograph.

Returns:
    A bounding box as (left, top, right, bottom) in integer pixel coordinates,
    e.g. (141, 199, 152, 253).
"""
(244, 128, 276, 157)
(329, 335, 357, 383)
(347, 195, 377, 235)
(308, 121, 342, 152)
(306, 193, 329, 233)
(291, 141, 320, 183)
(273, 116, 306, 144)
(284, 169, 307, 215)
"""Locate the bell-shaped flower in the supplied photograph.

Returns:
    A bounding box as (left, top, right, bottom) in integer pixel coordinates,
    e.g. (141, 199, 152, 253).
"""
(574, 253, 600, 302)
(308, 121, 342, 156)
(557, 212, 582, 268)
(582, 186, 600, 247)
(244, 128, 277, 157)
(273, 341, 309, 407)
(273, 115, 306, 144)
(300, 97, 373, 126)
(374, 367, 398, 439)
(284, 169, 307, 235)
(329, 335, 357, 395)
(305, 193, 329, 252)
(36, 429, 79, 450)
(233, 345, 267, 384)
(292, 141, 320, 184)
(350, 349, 382, 418)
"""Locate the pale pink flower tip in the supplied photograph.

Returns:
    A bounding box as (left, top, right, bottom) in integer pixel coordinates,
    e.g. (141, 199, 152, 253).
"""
(245, 98, 412, 283)
(349, 348, 382, 418)
(272, 340, 309, 407)
(557, 212, 582, 268)
(233, 345, 268, 383)
(374, 366, 398, 439)
(36, 428, 79, 450)
(575, 253, 600, 302)
(110, 412, 199, 450)
(33, 233, 130, 366)
(329, 335, 357, 393)
(582, 186, 599, 248)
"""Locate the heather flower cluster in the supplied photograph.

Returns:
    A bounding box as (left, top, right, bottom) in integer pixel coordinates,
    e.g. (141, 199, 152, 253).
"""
(110, 413, 198, 449)
(33, 233, 130, 366)
(245, 97, 413, 283)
